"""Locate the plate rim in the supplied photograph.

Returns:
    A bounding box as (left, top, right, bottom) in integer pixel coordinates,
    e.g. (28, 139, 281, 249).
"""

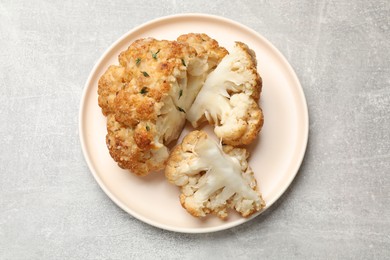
(79, 13, 309, 233)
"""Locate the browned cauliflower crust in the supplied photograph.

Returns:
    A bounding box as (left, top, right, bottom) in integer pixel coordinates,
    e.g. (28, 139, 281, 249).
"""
(98, 35, 227, 176)
(165, 130, 265, 219)
(105, 114, 169, 175)
(187, 42, 263, 146)
(177, 33, 228, 71)
(98, 65, 129, 116)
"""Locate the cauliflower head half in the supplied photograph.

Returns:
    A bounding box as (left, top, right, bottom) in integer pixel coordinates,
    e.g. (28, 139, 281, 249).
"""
(187, 42, 263, 146)
(165, 130, 265, 219)
(98, 35, 227, 176)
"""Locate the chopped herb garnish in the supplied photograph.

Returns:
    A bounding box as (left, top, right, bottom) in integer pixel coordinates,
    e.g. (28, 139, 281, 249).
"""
(151, 49, 160, 59)
(146, 125, 150, 131)
(179, 89, 183, 99)
(176, 106, 186, 113)
(136, 58, 141, 65)
(181, 58, 186, 67)
(140, 87, 148, 94)
(142, 71, 149, 77)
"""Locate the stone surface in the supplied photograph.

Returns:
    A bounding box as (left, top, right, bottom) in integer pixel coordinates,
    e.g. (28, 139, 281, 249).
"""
(1, 0, 389, 259)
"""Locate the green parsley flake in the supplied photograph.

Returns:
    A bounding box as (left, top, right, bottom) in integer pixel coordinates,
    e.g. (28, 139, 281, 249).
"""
(136, 58, 141, 65)
(176, 106, 186, 113)
(152, 49, 160, 59)
(179, 89, 183, 99)
(146, 125, 150, 131)
(181, 58, 186, 67)
(142, 71, 149, 77)
(140, 87, 148, 94)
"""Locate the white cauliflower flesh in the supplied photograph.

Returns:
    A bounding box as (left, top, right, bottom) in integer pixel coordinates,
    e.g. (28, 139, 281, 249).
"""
(165, 130, 265, 219)
(187, 42, 263, 146)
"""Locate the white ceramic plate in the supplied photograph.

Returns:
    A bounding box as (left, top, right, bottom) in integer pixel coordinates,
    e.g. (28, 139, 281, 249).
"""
(79, 14, 308, 233)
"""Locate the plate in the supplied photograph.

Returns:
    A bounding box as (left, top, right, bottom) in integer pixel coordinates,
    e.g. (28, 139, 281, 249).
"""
(79, 14, 309, 233)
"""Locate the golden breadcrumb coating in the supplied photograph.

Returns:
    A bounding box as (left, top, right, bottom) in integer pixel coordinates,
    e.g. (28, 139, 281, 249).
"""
(98, 65, 129, 116)
(105, 114, 168, 175)
(98, 35, 227, 176)
(177, 33, 228, 71)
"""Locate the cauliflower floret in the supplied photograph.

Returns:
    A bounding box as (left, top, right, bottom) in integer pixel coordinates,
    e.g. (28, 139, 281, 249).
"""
(105, 114, 169, 175)
(99, 38, 202, 176)
(186, 42, 263, 146)
(177, 33, 228, 72)
(98, 65, 131, 116)
(98, 36, 226, 176)
(165, 130, 265, 218)
(176, 33, 228, 113)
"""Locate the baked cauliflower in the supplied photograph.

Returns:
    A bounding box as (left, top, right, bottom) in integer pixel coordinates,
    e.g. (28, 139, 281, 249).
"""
(177, 33, 228, 72)
(165, 130, 265, 219)
(187, 42, 263, 146)
(98, 35, 227, 176)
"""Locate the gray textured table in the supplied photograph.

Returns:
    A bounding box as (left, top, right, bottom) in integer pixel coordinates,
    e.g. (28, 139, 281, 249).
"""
(1, 0, 389, 259)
